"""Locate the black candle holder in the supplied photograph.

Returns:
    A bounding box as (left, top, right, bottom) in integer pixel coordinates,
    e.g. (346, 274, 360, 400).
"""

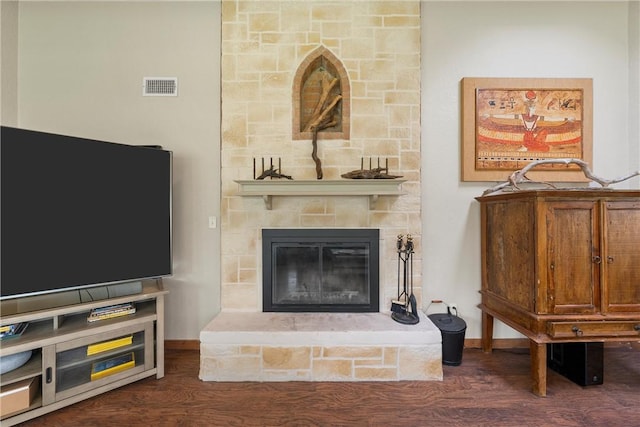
(253, 157, 292, 180)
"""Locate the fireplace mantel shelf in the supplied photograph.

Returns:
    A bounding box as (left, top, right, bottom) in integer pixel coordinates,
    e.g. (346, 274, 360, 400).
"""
(234, 179, 407, 210)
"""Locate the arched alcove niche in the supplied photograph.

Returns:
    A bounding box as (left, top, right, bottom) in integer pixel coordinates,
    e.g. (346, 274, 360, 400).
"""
(292, 46, 350, 141)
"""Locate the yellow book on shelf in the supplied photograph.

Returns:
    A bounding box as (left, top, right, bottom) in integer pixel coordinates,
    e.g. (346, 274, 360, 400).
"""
(90, 352, 135, 381)
(86, 335, 133, 356)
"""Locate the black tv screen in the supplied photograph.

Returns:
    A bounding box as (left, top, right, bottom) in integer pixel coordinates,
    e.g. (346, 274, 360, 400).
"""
(1, 126, 172, 300)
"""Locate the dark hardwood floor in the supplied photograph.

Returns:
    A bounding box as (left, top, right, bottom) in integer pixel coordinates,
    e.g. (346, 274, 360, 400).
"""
(17, 344, 640, 427)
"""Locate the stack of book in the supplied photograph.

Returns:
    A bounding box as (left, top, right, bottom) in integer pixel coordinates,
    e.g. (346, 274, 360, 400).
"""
(87, 335, 133, 356)
(0, 322, 28, 340)
(90, 352, 135, 381)
(87, 303, 136, 323)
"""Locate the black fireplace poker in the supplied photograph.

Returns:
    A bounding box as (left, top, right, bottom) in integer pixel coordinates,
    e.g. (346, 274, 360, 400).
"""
(391, 234, 419, 325)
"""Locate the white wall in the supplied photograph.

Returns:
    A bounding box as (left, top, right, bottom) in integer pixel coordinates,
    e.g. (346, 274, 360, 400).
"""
(421, 1, 639, 338)
(5, 1, 638, 340)
(630, 1, 640, 185)
(14, 1, 221, 339)
(0, 0, 19, 126)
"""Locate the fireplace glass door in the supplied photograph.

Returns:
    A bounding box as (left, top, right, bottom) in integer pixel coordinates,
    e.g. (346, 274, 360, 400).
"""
(263, 229, 379, 312)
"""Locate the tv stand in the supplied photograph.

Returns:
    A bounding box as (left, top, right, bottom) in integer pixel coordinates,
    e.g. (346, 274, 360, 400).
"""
(0, 279, 167, 425)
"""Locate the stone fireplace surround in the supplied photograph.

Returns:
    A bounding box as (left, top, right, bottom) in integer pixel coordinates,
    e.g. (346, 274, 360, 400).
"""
(199, 1, 442, 382)
(200, 218, 442, 382)
(200, 219, 442, 382)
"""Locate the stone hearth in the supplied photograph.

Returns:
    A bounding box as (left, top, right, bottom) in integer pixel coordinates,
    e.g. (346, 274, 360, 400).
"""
(200, 312, 442, 381)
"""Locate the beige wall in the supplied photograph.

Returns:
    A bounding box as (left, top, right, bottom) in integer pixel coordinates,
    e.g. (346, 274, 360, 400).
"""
(421, 1, 640, 338)
(1, 0, 18, 126)
(10, 1, 221, 339)
(4, 1, 639, 340)
(630, 1, 640, 178)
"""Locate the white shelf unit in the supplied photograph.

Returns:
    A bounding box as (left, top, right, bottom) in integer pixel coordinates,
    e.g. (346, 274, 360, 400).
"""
(0, 279, 167, 426)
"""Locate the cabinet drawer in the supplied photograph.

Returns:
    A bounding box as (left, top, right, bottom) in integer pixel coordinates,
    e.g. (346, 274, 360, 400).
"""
(547, 320, 640, 338)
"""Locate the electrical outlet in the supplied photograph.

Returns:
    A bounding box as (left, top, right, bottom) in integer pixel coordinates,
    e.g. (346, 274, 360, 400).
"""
(448, 303, 458, 314)
(208, 216, 217, 229)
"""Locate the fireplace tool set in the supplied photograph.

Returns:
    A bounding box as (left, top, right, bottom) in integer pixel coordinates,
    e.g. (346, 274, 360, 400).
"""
(391, 234, 419, 325)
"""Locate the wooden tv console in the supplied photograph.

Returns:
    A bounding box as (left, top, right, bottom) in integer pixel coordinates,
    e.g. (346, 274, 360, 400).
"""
(476, 189, 640, 396)
(0, 279, 167, 425)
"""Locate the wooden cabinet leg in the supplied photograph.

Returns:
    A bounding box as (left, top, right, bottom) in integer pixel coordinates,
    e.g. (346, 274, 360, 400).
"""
(530, 340, 547, 397)
(481, 311, 494, 353)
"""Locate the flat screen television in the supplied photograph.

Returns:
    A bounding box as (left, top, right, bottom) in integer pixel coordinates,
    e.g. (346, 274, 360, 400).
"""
(1, 126, 172, 300)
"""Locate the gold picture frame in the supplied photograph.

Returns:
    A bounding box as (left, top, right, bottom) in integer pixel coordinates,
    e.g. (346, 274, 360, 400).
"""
(461, 77, 593, 182)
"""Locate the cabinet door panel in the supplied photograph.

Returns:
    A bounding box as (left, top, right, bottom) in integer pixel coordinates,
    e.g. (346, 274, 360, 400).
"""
(603, 201, 640, 312)
(546, 201, 599, 314)
(484, 200, 535, 312)
(53, 322, 150, 401)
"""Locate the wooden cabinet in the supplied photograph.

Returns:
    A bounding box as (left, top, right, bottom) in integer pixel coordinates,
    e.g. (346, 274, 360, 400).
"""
(476, 189, 640, 396)
(0, 280, 167, 425)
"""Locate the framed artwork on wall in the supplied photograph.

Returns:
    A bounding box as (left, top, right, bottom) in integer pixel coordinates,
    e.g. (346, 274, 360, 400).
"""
(461, 77, 593, 182)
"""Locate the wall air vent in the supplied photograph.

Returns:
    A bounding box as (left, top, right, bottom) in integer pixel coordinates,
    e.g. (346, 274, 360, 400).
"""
(143, 77, 178, 96)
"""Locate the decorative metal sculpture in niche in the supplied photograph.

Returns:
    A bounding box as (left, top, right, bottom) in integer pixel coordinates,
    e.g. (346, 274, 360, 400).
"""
(303, 62, 342, 180)
(294, 46, 350, 180)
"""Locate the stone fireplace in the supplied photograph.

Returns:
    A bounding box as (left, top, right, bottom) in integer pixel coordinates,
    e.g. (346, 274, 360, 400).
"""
(199, 0, 442, 382)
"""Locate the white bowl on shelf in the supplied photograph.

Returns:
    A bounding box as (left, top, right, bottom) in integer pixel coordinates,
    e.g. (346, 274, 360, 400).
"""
(0, 350, 33, 375)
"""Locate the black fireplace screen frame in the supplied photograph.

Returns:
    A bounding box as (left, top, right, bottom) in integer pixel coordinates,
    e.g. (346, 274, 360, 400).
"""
(262, 229, 380, 312)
